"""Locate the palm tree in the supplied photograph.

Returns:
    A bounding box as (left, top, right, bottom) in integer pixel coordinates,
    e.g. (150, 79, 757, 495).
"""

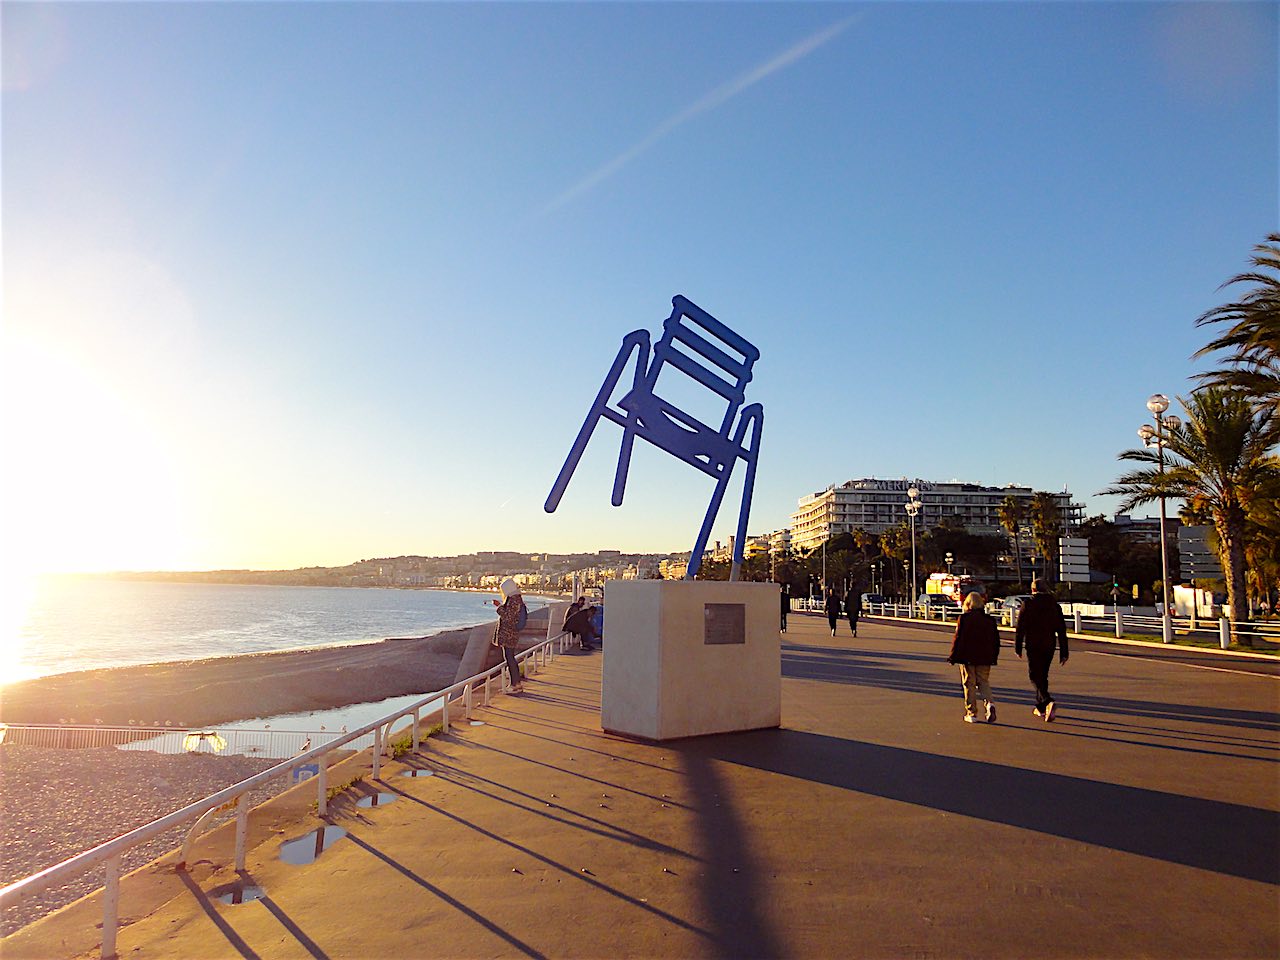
(1029, 493, 1063, 583)
(1102, 388, 1280, 642)
(998, 495, 1025, 585)
(1194, 233, 1280, 416)
(852, 528, 877, 562)
(878, 526, 912, 598)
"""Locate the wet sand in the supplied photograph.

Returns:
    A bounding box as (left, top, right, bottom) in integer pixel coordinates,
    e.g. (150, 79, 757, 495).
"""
(0, 625, 480, 728)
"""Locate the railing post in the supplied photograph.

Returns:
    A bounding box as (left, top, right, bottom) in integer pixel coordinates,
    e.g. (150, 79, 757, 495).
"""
(1220, 616, 1231, 649)
(464, 683, 473, 720)
(442, 695, 450, 734)
(484, 673, 491, 706)
(412, 709, 420, 751)
(1073, 610, 1082, 633)
(234, 795, 249, 871)
(101, 854, 121, 959)
(1114, 608, 1123, 639)
(372, 726, 382, 779)
(317, 754, 329, 816)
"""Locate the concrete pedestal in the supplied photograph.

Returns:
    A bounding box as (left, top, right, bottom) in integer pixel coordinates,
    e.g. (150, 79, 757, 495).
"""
(601, 580, 781, 741)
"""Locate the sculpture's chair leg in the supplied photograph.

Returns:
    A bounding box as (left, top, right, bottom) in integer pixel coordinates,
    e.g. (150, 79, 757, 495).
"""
(728, 404, 763, 582)
(545, 331, 650, 513)
(611, 354, 651, 508)
(686, 459, 735, 580)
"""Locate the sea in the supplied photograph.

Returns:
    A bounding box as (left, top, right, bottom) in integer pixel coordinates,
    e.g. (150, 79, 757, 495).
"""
(6, 577, 549, 746)
(6, 576, 532, 686)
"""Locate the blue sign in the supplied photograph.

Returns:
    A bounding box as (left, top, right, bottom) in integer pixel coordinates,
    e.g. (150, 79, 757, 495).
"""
(293, 763, 320, 783)
(545, 295, 764, 580)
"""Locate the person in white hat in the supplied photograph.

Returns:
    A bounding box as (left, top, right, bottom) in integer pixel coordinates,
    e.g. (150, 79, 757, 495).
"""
(492, 578, 527, 693)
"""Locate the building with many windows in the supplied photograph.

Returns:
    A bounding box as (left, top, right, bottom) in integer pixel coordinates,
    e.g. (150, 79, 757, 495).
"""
(787, 478, 1084, 553)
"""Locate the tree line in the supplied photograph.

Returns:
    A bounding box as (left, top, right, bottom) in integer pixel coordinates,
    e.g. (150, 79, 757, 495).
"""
(692, 233, 1278, 647)
(1103, 233, 1280, 643)
(693, 489, 1068, 602)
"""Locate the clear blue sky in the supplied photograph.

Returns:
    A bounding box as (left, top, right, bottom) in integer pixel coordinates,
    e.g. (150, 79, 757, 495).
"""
(2, 1, 1276, 573)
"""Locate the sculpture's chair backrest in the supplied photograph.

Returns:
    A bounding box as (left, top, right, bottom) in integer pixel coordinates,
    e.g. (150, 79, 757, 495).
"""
(620, 296, 761, 474)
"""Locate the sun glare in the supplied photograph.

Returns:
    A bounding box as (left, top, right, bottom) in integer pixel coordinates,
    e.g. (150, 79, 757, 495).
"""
(2, 339, 190, 574)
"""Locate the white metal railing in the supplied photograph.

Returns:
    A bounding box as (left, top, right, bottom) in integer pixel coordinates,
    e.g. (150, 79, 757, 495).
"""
(0, 723, 331, 758)
(858, 601, 1279, 649)
(799, 599, 961, 623)
(0, 609, 573, 959)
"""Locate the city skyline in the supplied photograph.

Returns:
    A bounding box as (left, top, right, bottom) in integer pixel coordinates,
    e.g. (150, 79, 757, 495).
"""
(3, 2, 1275, 574)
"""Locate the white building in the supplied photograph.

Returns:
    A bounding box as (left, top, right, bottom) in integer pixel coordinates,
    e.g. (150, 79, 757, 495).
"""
(768, 529, 791, 559)
(788, 478, 1083, 553)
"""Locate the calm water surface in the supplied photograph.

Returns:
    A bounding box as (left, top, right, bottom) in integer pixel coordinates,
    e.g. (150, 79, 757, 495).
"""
(9, 577, 519, 685)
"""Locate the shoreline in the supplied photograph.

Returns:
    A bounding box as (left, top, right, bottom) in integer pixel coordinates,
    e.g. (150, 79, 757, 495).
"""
(0, 623, 482, 728)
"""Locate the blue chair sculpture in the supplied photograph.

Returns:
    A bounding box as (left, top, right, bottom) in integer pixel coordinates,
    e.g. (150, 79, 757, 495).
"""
(544, 295, 763, 580)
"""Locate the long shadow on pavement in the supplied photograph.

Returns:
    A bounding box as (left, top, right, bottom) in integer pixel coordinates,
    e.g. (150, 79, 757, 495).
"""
(783, 647, 1280, 734)
(679, 751, 784, 960)
(383, 783, 718, 945)
(177, 872, 260, 960)
(345, 832, 549, 959)
(676, 728, 1280, 886)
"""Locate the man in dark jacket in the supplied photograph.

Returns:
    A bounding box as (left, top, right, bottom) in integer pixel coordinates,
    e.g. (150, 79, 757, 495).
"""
(564, 604, 599, 652)
(1014, 579, 1069, 721)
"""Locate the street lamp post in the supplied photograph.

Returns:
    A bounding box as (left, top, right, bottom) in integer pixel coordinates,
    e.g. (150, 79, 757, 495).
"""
(1140, 393, 1182, 644)
(905, 485, 922, 617)
(945, 551, 954, 574)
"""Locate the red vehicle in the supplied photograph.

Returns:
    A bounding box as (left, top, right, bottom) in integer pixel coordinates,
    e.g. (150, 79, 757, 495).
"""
(923, 573, 985, 603)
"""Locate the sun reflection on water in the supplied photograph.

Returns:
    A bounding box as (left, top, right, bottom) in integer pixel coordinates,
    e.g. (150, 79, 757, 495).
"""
(0, 573, 38, 687)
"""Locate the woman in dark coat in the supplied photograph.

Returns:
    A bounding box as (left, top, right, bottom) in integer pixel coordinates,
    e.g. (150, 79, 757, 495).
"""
(824, 589, 841, 637)
(492, 578, 527, 693)
(846, 590, 861, 638)
(947, 591, 1000, 723)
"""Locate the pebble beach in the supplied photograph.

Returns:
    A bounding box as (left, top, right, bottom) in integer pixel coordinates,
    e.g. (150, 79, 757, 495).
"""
(0, 625, 481, 934)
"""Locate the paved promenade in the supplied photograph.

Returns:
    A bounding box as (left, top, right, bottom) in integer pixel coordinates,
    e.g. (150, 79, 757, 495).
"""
(10, 613, 1279, 959)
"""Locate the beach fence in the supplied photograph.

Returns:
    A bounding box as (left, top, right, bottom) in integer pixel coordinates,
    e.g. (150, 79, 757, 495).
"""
(0, 606, 575, 960)
(0, 723, 337, 759)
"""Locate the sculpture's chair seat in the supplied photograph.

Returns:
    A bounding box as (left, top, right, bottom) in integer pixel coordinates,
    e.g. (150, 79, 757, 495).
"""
(617, 390, 735, 474)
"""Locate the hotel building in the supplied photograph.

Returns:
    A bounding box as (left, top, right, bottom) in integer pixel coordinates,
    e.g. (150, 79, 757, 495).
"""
(787, 478, 1084, 553)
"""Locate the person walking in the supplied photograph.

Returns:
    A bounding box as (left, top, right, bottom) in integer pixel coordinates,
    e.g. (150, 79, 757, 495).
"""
(947, 592, 1001, 723)
(492, 578, 527, 693)
(824, 588, 841, 637)
(1014, 578, 1069, 721)
(779, 583, 790, 633)
(846, 589, 861, 638)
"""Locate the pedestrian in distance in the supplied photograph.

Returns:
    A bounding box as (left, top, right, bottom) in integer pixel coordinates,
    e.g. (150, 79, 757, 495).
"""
(824, 588, 841, 637)
(492, 578, 527, 694)
(1014, 578, 1069, 721)
(947, 591, 1000, 723)
(779, 583, 790, 633)
(846, 589, 861, 638)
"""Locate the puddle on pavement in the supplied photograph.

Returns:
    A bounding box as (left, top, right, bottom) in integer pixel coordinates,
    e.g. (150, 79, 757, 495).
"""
(400, 769, 434, 778)
(469, 721, 486, 726)
(355, 792, 397, 809)
(280, 826, 348, 865)
(215, 884, 266, 905)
